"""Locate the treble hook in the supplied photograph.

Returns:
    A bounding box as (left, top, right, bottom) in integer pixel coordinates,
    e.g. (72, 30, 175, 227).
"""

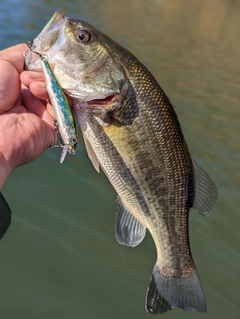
(26, 41, 43, 59)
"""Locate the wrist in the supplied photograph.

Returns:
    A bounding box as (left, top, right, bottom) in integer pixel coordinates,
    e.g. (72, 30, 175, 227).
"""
(0, 152, 12, 190)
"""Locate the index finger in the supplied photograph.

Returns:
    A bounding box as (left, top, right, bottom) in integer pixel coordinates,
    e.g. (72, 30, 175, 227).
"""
(0, 44, 28, 112)
(0, 43, 28, 74)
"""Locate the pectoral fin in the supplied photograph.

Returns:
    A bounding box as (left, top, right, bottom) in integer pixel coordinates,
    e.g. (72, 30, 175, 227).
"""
(82, 133, 100, 173)
(115, 197, 146, 247)
(192, 159, 218, 216)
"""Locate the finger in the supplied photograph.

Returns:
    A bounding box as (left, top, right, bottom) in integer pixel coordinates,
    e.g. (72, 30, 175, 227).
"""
(21, 70, 45, 87)
(29, 81, 49, 100)
(45, 101, 55, 118)
(0, 61, 21, 113)
(0, 44, 28, 113)
(21, 70, 73, 105)
(22, 84, 55, 118)
(21, 71, 49, 99)
(21, 88, 55, 128)
(0, 44, 28, 74)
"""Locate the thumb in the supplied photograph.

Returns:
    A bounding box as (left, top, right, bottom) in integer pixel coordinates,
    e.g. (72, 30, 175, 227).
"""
(0, 60, 21, 113)
(0, 44, 27, 113)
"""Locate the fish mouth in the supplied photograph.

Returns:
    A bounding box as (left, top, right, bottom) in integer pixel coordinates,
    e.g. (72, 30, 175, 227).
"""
(86, 94, 116, 108)
(84, 81, 128, 110)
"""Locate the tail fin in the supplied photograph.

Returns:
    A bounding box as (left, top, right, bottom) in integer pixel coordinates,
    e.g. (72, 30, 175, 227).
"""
(145, 271, 172, 314)
(145, 263, 206, 314)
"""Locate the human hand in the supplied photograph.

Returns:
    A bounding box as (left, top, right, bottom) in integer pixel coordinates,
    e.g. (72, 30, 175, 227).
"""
(0, 44, 56, 190)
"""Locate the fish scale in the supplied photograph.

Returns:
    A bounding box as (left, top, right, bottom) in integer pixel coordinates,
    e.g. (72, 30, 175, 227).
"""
(25, 12, 218, 315)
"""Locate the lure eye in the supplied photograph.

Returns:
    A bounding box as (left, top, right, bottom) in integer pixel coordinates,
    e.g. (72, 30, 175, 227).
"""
(78, 30, 91, 43)
(71, 137, 77, 144)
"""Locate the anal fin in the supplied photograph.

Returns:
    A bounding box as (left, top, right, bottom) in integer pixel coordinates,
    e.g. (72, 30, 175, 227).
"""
(115, 197, 146, 247)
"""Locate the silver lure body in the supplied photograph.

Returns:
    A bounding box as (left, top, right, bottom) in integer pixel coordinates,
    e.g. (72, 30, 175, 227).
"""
(40, 58, 78, 163)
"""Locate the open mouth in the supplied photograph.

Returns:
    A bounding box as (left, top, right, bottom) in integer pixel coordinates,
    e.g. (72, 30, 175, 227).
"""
(86, 94, 116, 107)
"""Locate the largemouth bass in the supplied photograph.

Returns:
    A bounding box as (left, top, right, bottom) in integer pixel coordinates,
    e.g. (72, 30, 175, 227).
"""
(25, 12, 218, 314)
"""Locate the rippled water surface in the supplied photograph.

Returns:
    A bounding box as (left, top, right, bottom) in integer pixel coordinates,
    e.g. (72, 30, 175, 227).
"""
(0, 0, 239, 318)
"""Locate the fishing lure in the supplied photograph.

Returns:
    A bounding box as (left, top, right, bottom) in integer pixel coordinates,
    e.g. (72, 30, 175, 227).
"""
(26, 42, 78, 163)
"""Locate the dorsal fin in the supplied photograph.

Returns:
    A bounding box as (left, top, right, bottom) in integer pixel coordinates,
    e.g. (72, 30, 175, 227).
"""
(115, 197, 146, 247)
(82, 133, 100, 173)
(192, 159, 218, 217)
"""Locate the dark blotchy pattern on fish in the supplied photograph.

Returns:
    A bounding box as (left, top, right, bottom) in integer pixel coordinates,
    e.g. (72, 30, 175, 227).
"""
(72, 29, 214, 313)
(113, 54, 195, 269)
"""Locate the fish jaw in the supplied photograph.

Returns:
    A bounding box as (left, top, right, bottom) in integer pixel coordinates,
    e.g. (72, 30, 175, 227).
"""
(25, 12, 67, 70)
(71, 80, 129, 114)
(25, 12, 127, 105)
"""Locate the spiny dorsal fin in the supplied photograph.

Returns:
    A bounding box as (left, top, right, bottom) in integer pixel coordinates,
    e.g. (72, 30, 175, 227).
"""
(192, 159, 218, 217)
(82, 133, 100, 173)
(115, 197, 146, 247)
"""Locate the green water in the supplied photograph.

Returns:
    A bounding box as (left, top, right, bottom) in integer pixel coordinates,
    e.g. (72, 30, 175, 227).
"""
(0, 0, 239, 318)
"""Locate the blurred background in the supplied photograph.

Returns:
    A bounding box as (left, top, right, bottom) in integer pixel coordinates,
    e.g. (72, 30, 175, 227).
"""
(0, 0, 239, 318)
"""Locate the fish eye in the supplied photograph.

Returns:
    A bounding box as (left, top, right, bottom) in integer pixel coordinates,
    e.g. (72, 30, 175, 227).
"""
(78, 30, 91, 43)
